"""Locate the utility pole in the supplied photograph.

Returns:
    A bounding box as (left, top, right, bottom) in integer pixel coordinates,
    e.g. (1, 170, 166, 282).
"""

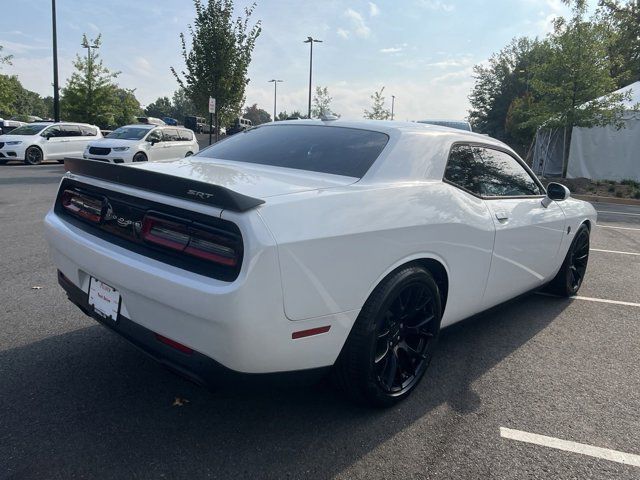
(268, 79, 283, 121)
(51, 0, 60, 122)
(303, 37, 322, 119)
(391, 95, 396, 121)
(81, 37, 100, 124)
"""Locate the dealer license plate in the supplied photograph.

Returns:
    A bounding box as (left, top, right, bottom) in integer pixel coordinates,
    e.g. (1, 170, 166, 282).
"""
(88, 277, 120, 322)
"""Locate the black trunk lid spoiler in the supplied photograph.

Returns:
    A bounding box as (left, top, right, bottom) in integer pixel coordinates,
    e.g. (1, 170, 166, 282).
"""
(64, 157, 265, 212)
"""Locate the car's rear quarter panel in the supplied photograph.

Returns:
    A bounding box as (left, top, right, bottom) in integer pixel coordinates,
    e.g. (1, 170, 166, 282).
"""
(258, 181, 496, 327)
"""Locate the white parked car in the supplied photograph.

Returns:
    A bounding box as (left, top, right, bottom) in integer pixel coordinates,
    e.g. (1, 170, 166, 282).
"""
(44, 120, 596, 406)
(83, 124, 199, 163)
(0, 122, 101, 165)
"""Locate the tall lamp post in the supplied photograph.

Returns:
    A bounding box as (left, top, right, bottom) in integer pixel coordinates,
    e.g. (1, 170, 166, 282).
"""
(391, 95, 396, 121)
(303, 36, 322, 119)
(51, 0, 60, 122)
(81, 38, 100, 123)
(268, 79, 283, 122)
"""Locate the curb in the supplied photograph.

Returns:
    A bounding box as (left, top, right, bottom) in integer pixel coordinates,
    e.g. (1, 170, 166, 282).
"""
(573, 194, 640, 206)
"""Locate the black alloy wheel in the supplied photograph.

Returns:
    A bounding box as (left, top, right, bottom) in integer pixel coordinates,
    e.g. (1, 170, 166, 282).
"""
(132, 152, 148, 163)
(374, 281, 439, 395)
(547, 223, 590, 297)
(24, 146, 43, 165)
(335, 266, 442, 407)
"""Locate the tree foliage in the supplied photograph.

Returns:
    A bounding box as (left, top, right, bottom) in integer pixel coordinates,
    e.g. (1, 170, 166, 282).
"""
(243, 103, 271, 125)
(172, 0, 261, 130)
(599, 0, 640, 87)
(311, 86, 333, 118)
(276, 110, 304, 121)
(364, 86, 391, 120)
(468, 0, 635, 170)
(145, 96, 173, 118)
(171, 88, 196, 121)
(0, 74, 52, 118)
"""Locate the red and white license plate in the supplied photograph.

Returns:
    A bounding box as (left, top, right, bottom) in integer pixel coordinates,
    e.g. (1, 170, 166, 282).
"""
(88, 277, 120, 322)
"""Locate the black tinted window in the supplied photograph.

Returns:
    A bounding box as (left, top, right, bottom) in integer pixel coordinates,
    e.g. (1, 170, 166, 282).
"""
(444, 145, 482, 195)
(473, 147, 541, 196)
(42, 126, 62, 138)
(197, 125, 389, 178)
(61, 125, 82, 137)
(163, 129, 180, 141)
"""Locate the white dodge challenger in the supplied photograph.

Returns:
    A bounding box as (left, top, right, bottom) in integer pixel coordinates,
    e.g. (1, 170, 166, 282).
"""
(44, 120, 596, 406)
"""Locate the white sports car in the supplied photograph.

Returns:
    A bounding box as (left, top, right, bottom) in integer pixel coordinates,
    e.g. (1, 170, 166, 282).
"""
(44, 120, 596, 406)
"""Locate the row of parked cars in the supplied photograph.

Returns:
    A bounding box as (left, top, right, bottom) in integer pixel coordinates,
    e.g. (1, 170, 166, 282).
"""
(0, 121, 199, 165)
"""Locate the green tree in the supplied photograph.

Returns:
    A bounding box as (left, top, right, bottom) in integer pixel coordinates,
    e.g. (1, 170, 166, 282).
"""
(0, 44, 12, 66)
(276, 110, 303, 120)
(311, 86, 333, 117)
(243, 103, 271, 125)
(599, 0, 640, 87)
(172, 0, 261, 131)
(145, 96, 172, 118)
(364, 86, 391, 120)
(61, 34, 120, 127)
(113, 88, 142, 126)
(468, 37, 543, 153)
(170, 88, 196, 121)
(514, 0, 629, 175)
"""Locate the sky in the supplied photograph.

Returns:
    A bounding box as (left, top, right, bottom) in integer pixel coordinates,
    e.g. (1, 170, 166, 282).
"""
(0, 0, 599, 121)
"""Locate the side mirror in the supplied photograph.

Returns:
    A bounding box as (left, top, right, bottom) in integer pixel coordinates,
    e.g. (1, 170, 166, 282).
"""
(546, 182, 571, 201)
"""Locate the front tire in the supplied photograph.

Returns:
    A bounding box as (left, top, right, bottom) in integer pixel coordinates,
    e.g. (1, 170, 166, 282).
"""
(547, 224, 590, 297)
(132, 152, 148, 163)
(335, 266, 442, 407)
(24, 146, 43, 165)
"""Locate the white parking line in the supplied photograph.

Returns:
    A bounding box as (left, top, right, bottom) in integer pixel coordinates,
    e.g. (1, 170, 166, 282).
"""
(500, 427, 640, 468)
(596, 210, 640, 217)
(591, 248, 640, 256)
(598, 225, 640, 231)
(537, 292, 640, 307)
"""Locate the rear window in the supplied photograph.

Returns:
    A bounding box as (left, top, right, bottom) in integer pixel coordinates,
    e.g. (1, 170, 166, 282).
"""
(196, 125, 389, 178)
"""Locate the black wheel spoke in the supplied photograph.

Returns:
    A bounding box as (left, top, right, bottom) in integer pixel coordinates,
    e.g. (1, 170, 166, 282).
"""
(382, 350, 399, 390)
(408, 314, 435, 332)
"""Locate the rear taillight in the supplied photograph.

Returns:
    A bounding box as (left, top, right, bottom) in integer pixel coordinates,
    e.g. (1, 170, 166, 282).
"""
(141, 215, 239, 267)
(61, 189, 104, 223)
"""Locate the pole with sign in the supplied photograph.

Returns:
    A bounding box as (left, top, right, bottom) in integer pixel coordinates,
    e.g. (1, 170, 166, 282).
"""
(208, 97, 216, 145)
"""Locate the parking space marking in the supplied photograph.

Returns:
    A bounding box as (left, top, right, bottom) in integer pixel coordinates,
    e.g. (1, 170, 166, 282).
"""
(537, 292, 640, 307)
(591, 248, 640, 256)
(596, 210, 640, 217)
(500, 427, 640, 468)
(598, 225, 640, 231)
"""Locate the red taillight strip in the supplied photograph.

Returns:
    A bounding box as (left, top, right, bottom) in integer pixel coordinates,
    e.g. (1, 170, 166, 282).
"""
(61, 189, 103, 223)
(155, 334, 194, 354)
(291, 325, 331, 339)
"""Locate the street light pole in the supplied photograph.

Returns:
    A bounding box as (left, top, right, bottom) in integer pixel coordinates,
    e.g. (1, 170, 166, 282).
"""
(51, 0, 60, 122)
(303, 37, 322, 119)
(391, 95, 396, 121)
(268, 79, 283, 122)
(81, 38, 100, 124)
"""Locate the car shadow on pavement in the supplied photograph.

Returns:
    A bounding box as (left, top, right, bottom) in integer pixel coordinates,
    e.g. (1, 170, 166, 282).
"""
(0, 294, 569, 480)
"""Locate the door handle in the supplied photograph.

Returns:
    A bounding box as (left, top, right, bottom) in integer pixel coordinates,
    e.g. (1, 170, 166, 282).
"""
(495, 210, 509, 221)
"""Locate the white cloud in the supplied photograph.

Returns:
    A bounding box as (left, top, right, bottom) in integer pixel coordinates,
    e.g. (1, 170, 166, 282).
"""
(87, 22, 100, 33)
(369, 2, 380, 17)
(380, 47, 403, 53)
(337, 28, 350, 39)
(344, 9, 371, 38)
(418, 0, 455, 12)
(131, 56, 153, 77)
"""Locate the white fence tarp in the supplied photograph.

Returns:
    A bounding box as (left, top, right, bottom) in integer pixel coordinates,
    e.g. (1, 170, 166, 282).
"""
(567, 116, 640, 181)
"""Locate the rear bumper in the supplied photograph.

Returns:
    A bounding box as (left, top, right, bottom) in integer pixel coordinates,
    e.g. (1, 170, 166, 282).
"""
(58, 270, 329, 386)
(44, 203, 355, 374)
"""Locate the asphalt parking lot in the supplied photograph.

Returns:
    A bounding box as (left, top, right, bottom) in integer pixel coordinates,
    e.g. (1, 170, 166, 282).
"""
(1, 163, 639, 479)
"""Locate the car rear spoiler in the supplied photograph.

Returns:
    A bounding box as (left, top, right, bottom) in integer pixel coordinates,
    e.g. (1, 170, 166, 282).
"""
(63, 157, 265, 212)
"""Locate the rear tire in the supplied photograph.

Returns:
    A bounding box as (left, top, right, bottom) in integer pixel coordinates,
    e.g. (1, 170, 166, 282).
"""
(0, 159, 7, 165)
(185, 151, 193, 157)
(335, 266, 442, 407)
(547, 224, 590, 297)
(24, 146, 43, 165)
(132, 152, 148, 163)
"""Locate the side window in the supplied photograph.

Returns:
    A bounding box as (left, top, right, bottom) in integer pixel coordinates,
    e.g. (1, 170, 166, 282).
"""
(42, 126, 61, 138)
(444, 144, 483, 195)
(60, 125, 82, 137)
(80, 126, 97, 136)
(179, 129, 193, 141)
(162, 129, 180, 141)
(146, 129, 162, 143)
(472, 147, 542, 197)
